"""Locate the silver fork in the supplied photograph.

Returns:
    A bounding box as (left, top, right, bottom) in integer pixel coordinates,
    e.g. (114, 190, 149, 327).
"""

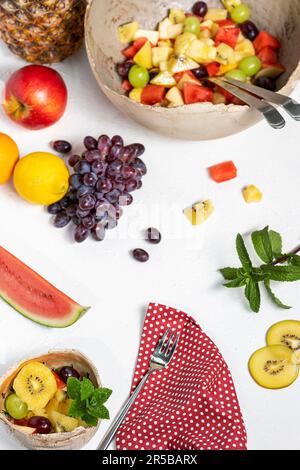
(97, 328, 180, 450)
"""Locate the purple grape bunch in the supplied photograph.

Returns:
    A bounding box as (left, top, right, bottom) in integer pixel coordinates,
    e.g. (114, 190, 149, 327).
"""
(48, 135, 147, 243)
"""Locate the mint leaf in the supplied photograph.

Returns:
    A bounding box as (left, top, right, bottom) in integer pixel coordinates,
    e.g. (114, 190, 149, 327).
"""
(251, 226, 273, 264)
(262, 265, 300, 282)
(81, 377, 94, 401)
(224, 277, 247, 288)
(269, 230, 283, 257)
(264, 280, 291, 309)
(67, 377, 81, 400)
(290, 255, 300, 266)
(236, 234, 252, 271)
(68, 398, 86, 419)
(92, 388, 113, 405)
(82, 413, 98, 427)
(245, 279, 260, 313)
(220, 267, 239, 280)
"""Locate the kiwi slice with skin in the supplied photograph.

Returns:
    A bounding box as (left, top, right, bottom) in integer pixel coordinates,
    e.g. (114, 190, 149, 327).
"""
(266, 320, 300, 352)
(13, 362, 57, 411)
(249, 345, 299, 389)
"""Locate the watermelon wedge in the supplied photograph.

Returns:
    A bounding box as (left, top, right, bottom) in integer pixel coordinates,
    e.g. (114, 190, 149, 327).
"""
(0, 245, 89, 328)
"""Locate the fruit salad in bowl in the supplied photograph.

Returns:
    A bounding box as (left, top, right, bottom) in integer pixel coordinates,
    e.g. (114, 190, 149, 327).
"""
(0, 350, 111, 450)
(116, 0, 285, 107)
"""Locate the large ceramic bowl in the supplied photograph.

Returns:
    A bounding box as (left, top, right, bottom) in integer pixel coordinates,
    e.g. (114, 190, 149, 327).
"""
(85, 0, 300, 140)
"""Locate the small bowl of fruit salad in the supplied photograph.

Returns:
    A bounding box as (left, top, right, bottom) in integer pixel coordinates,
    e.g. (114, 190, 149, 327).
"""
(85, 0, 300, 140)
(0, 350, 111, 450)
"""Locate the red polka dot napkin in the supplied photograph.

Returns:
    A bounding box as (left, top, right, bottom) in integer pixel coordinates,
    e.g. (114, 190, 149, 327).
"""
(116, 303, 247, 451)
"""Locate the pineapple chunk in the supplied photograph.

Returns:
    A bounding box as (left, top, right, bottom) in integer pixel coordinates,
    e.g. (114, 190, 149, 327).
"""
(169, 9, 186, 24)
(159, 61, 169, 72)
(152, 46, 173, 66)
(134, 29, 159, 46)
(218, 62, 238, 75)
(168, 23, 184, 39)
(167, 55, 199, 74)
(235, 39, 255, 59)
(221, 0, 242, 11)
(186, 40, 212, 63)
(174, 32, 197, 55)
(151, 71, 176, 87)
(129, 88, 143, 103)
(165, 86, 184, 106)
(118, 21, 139, 44)
(216, 43, 236, 64)
(243, 185, 263, 203)
(199, 29, 212, 40)
(204, 8, 228, 22)
(184, 200, 214, 226)
(134, 41, 152, 69)
(177, 72, 201, 91)
(159, 18, 173, 39)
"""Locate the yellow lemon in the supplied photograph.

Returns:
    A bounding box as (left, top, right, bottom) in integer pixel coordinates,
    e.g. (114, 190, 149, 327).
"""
(14, 152, 69, 205)
(0, 133, 19, 185)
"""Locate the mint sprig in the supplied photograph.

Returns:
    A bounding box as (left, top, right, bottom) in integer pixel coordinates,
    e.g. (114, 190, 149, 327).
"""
(67, 377, 112, 426)
(220, 227, 300, 313)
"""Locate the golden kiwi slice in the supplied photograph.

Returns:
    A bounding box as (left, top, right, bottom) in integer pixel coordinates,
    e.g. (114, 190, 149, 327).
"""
(248, 345, 299, 389)
(266, 320, 300, 352)
(13, 362, 57, 411)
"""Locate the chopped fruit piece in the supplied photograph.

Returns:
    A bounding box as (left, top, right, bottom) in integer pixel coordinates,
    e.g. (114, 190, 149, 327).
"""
(168, 23, 184, 39)
(49, 410, 78, 433)
(158, 39, 173, 47)
(174, 32, 197, 55)
(218, 62, 238, 75)
(128, 65, 149, 88)
(122, 79, 133, 91)
(267, 321, 300, 352)
(184, 200, 214, 225)
(255, 63, 285, 79)
(169, 9, 186, 24)
(221, 0, 242, 10)
(234, 38, 255, 59)
(248, 345, 299, 390)
(186, 39, 209, 63)
(206, 62, 221, 77)
(159, 18, 173, 39)
(208, 161, 237, 183)
(141, 85, 166, 105)
(53, 372, 66, 390)
(5, 394, 28, 420)
(13, 362, 57, 411)
(13, 425, 36, 435)
(152, 46, 173, 67)
(167, 55, 199, 74)
(215, 26, 240, 48)
(133, 41, 152, 69)
(134, 30, 159, 46)
(225, 68, 247, 81)
(204, 8, 228, 22)
(133, 37, 149, 50)
(174, 70, 196, 83)
(212, 92, 227, 104)
(159, 61, 168, 72)
(239, 55, 262, 76)
(151, 71, 176, 87)
(177, 72, 201, 90)
(118, 22, 139, 44)
(254, 31, 281, 53)
(129, 88, 143, 103)
(216, 43, 236, 64)
(184, 16, 201, 36)
(122, 45, 137, 59)
(216, 19, 236, 27)
(183, 83, 213, 104)
(243, 185, 263, 203)
(257, 46, 278, 64)
(230, 4, 250, 24)
(165, 86, 184, 107)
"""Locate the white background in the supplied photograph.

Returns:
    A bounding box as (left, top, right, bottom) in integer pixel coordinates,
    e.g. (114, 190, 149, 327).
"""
(0, 40, 299, 450)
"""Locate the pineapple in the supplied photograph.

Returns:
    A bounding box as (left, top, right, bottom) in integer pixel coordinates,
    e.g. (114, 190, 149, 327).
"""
(0, 0, 87, 64)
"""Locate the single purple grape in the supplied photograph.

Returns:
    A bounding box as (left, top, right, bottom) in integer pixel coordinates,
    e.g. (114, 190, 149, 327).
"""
(74, 225, 89, 243)
(54, 212, 71, 228)
(83, 172, 97, 187)
(74, 161, 91, 175)
(126, 178, 138, 192)
(254, 76, 277, 91)
(52, 140, 72, 154)
(132, 248, 149, 263)
(59, 196, 71, 210)
(92, 223, 106, 241)
(122, 165, 136, 179)
(92, 160, 107, 175)
(98, 135, 112, 158)
(48, 202, 61, 215)
(66, 204, 78, 217)
(28, 416, 52, 434)
(82, 215, 96, 229)
(77, 185, 94, 198)
(84, 149, 101, 163)
(116, 61, 133, 78)
(146, 227, 162, 244)
(76, 207, 90, 218)
(112, 135, 124, 146)
(69, 174, 82, 190)
(240, 20, 259, 41)
(106, 189, 121, 205)
(59, 366, 80, 383)
(192, 1, 208, 17)
(79, 194, 96, 211)
(192, 65, 208, 80)
(84, 136, 98, 150)
(107, 144, 122, 163)
(107, 159, 123, 177)
(68, 155, 81, 167)
(96, 178, 113, 193)
(132, 158, 147, 176)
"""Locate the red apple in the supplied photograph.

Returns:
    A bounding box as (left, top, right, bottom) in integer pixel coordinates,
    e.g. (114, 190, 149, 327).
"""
(3, 65, 68, 130)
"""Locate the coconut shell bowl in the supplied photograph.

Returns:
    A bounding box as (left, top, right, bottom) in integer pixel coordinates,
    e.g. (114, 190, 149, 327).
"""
(0, 350, 100, 450)
(85, 0, 300, 140)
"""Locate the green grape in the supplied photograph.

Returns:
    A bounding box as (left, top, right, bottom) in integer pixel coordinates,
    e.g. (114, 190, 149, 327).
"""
(231, 4, 251, 24)
(128, 65, 150, 88)
(226, 69, 247, 82)
(239, 56, 262, 77)
(5, 393, 28, 420)
(184, 17, 201, 36)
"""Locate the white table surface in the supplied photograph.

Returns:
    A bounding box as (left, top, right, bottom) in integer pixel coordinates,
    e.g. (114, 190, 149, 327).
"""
(0, 41, 299, 451)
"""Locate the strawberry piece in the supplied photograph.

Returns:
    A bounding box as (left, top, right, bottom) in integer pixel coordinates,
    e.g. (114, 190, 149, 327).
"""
(208, 161, 238, 183)
(215, 27, 240, 48)
(253, 31, 281, 53)
(257, 46, 278, 64)
(206, 62, 220, 77)
(141, 85, 166, 105)
(183, 83, 213, 104)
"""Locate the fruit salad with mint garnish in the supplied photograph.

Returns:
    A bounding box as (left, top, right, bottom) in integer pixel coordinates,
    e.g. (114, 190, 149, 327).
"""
(117, 0, 285, 107)
(4, 361, 111, 434)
